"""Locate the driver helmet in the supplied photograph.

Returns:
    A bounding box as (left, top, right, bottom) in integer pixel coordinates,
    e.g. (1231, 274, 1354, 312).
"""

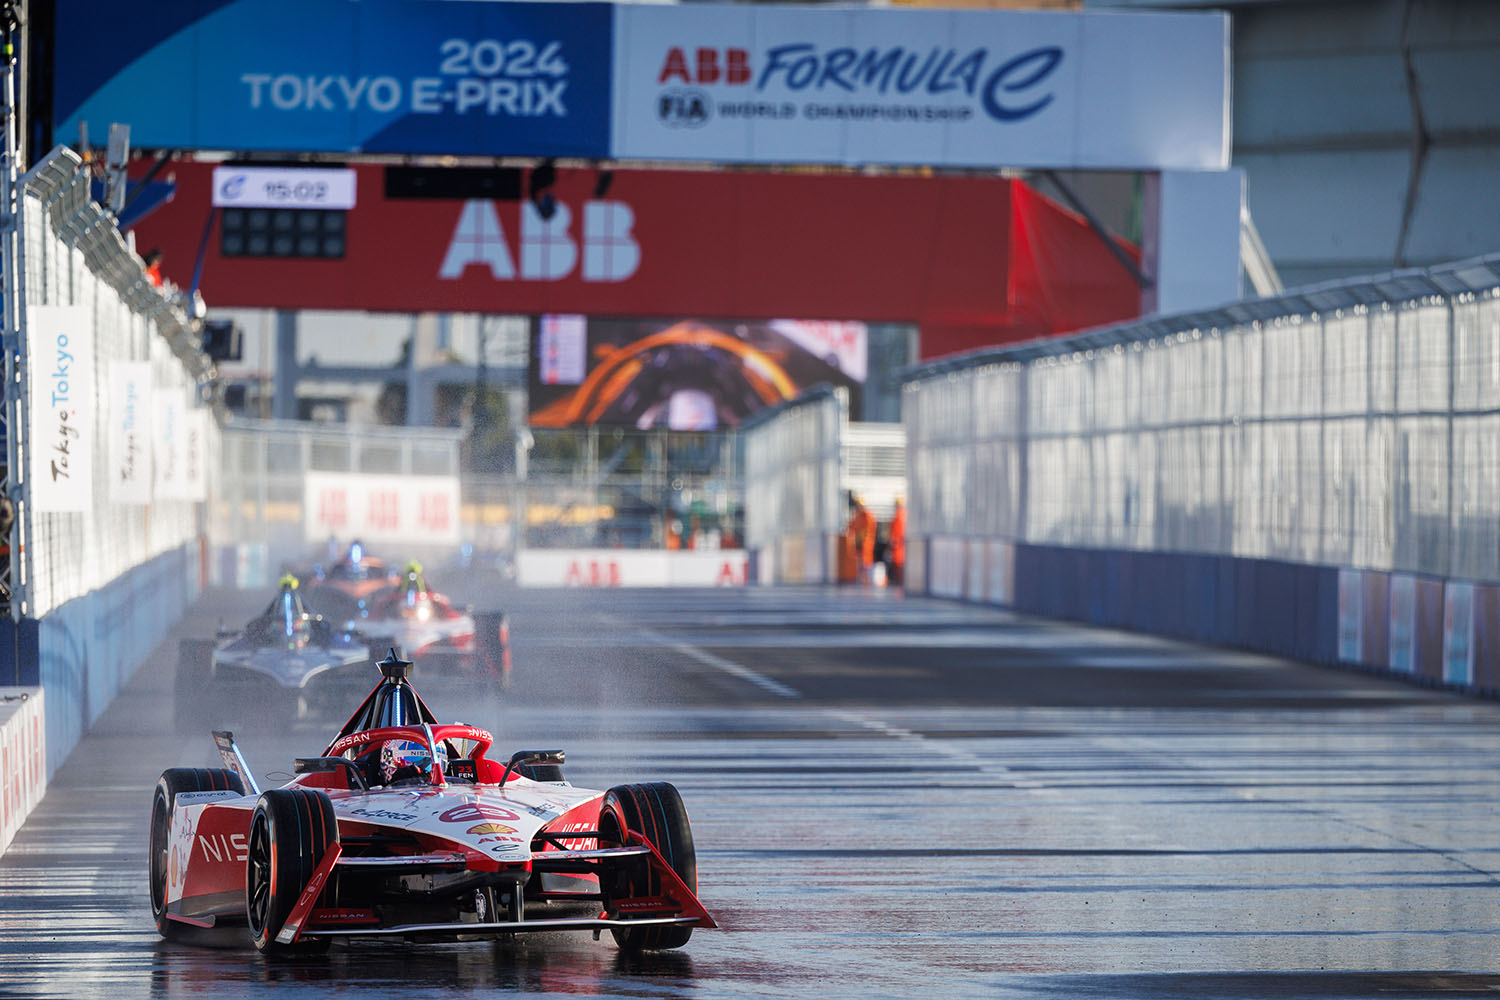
(378, 738, 447, 784)
(273, 575, 307, 641)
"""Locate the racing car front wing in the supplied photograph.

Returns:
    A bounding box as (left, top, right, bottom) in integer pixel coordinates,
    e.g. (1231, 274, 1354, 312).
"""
(306, 914, 704, 941)
(273, 836, 715, 945)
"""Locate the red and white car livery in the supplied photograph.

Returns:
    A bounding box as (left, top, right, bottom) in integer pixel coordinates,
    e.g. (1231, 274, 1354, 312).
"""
(150, 652, 711, 953)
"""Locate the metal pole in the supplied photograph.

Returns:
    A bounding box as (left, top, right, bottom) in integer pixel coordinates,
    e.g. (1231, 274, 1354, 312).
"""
(0, 0, 25, 635)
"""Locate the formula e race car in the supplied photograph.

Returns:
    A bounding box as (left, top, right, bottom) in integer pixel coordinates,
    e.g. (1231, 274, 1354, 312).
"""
(151, 651, 712, 954)
(175, 576, 372, 725)
(302, 548, 510, 684)
(350, 562, 490, 673)
(297, 540, 396, 624)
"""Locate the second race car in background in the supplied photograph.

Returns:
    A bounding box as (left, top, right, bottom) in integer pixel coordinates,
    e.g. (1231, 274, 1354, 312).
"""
(176, 575, 371, 725)
(304, 545, 511, 686)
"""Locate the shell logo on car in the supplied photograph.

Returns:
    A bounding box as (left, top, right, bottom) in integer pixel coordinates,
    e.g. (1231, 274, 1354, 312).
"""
(467, 823, 517, 836)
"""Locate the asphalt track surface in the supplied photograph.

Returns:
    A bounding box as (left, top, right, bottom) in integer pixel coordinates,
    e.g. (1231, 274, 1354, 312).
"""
(4, 574, 1500, 999)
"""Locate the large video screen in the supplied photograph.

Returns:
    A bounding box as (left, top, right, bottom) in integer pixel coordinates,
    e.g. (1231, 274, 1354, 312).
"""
(528, 316, 867, 430)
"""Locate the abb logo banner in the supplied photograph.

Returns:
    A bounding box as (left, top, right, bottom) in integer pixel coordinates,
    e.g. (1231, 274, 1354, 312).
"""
(439, 199, 639, 283)
(518, 550, 748, 588)
(303, 472, 461, 547)
(133, 160, 1023, 332)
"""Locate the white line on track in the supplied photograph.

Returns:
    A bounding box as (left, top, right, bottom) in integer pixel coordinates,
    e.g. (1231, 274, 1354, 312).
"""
(598, 616, 802, 699)
(666, 640, 803, 699)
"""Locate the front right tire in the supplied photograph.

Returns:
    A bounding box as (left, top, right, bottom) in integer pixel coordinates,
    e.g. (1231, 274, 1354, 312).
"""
(597, 782, 698, 951)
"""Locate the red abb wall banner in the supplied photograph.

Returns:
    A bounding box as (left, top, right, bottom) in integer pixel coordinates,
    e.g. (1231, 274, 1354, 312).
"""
(133, 163, 1141, 360)
(0, 689, 45, 857)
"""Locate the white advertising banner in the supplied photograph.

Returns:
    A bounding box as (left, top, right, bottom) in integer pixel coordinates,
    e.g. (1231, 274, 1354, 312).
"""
(28, 305, 95, 513)
(153, 390, 185, 499)
(612, 6, 1229, 170)
(107, 361, 153, 505)
(303, 472, 462, 547)
(1336, 569, 1363, 664)
(1388, 573, 1417, 675)
(929, 536, 965, 599)
(1443, 581, 1475, 687)
(181, 409, 209, 503)
(518, 549, 749, 588)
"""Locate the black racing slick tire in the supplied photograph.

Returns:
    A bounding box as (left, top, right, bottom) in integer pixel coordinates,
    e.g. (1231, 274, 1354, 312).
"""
(598, 782, 698, 951)
(149, 768, 246, 939)
(245, 788, 338, 955)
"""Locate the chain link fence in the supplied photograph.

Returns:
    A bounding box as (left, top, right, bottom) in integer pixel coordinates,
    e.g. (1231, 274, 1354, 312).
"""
(906, 255, 1500, 581)
(903, 253, 1500, 681)
(743, 387, 846, 583)
(15, 147, 214, 619)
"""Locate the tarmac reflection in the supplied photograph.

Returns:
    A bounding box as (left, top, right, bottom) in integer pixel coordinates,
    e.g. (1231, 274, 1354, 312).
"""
(147, 934, 697, 998)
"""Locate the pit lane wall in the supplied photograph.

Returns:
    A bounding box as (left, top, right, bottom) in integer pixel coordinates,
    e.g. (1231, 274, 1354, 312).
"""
(904, 253, 1500, 692)
(0, 147, 215, 803)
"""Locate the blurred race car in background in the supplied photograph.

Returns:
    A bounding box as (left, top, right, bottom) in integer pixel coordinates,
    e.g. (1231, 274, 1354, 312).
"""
(151, 651, 713, 954)
(297, 540, 396, 624)
(176, 575, 370, 724)
(351, 561, 502, 679)
(298, 543, 510, 685)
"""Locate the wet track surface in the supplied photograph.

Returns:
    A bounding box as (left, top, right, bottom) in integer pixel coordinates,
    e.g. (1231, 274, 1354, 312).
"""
(4, 577, 1500, 998)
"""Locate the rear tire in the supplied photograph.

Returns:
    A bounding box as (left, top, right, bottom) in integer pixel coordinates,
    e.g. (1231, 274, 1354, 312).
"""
(597, 782, 697, 951)
(149, 768, 246, 938)
(245, 788, 338, 954)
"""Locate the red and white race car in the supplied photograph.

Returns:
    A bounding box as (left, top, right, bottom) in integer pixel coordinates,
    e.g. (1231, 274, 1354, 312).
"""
(149, 651, 712, 954)
(303, 548, 510, 685)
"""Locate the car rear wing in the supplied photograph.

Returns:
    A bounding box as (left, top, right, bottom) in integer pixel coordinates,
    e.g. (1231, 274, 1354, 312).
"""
(212, 730, 261, 796)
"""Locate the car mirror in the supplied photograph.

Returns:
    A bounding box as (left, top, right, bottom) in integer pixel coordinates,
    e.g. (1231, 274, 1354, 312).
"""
(497, 749, 565, 785)
(294, 756, 367, 790)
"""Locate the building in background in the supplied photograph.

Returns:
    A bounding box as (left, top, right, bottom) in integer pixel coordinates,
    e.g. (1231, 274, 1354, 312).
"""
(1093, 0, 1500, 286)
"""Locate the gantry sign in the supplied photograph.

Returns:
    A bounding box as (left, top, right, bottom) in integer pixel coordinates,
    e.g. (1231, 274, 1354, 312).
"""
(54, 1, 1228, 172)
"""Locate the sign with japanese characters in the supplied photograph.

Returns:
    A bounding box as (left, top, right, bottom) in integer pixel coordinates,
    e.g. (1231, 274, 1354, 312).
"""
(303, 472, 461, 546)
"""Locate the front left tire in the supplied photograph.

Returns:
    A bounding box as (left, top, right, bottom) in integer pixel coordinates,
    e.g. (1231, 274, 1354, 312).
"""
(245, 787, 338, 954)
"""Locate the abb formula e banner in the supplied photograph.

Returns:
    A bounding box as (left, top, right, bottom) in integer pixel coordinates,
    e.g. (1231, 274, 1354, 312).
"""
(56, 2, 1226, 171)
(613, 6, 1229, 171)
(55, 0, 613, 157)
(131, 162, 1143, 358)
